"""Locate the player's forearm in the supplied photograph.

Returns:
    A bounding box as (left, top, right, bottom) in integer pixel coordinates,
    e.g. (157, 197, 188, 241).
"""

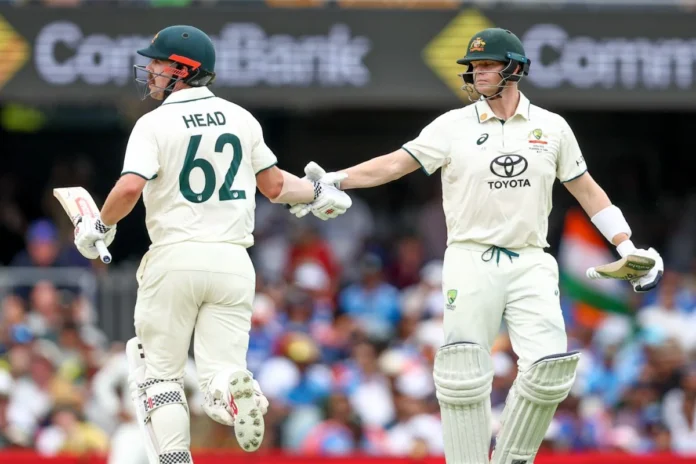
(339, 149, 418, 190)
(268, 170, 316, 204)
(101, 178, 143, 226)
(565, 173, 631, 247)
(568, 175, 610, 217)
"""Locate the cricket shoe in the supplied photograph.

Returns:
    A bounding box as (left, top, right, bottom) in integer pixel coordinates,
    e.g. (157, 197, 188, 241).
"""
(229, 370, 266, 452)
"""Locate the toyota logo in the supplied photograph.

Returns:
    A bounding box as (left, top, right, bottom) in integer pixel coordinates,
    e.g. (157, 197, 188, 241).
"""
(490, 155, 528, 178)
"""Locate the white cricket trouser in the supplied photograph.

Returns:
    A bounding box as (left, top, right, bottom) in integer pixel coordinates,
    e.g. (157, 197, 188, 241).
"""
(134, 241, 255, 391)
(442, 241, 567, 371)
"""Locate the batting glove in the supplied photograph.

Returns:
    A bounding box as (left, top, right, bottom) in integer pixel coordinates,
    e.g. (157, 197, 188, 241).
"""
(288, 162, 326, 218)
(74, 216, 116, 260)
(288, 161, 348, 219)
(628, 247, 664, 292)
(309, 181, 352, 220)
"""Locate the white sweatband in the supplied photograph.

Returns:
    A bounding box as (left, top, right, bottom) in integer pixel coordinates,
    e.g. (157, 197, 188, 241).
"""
(270, 170, 317, 204)
(590, 205, 632, 244)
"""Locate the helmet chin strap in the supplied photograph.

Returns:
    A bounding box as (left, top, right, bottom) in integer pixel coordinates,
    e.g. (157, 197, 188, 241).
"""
(461, 71, 508, 102)
(461, 71, 526, 103)
(459, 56, 527, 103)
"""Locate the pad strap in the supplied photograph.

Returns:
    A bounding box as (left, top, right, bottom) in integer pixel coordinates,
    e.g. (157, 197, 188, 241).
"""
(159, 449, 192, 464)
(139, 378, 183, 391)
(142, 380, 187, 423)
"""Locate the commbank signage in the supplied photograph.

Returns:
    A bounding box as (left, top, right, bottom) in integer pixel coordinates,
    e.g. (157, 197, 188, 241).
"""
(33, 22, 371, 88)
(1, 7, 696, 110)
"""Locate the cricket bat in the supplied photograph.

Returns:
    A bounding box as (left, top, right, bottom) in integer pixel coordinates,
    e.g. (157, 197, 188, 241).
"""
(586, 254, 655, 281)
(53, 187, 112, 264)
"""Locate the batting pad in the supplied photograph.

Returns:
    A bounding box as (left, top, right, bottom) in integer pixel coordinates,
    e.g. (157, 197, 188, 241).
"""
(126, 338, 193, 464)
(491, 351, 580, 464)
(434, 342, 495, 464)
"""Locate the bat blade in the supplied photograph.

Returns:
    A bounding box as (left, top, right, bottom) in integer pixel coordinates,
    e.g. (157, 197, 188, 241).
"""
(587, 254, 655, 281)
(53, 187, 112, 264)
(53, 187, 100, 224)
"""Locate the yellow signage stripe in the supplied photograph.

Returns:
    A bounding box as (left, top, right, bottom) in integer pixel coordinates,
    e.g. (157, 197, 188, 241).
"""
(0, 15, 29, 91)
(423, 9, 493, 102)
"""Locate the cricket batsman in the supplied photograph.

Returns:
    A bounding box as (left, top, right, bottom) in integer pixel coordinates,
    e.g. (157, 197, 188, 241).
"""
(71, 25, 352, 464)
(289, 28, 664, 463)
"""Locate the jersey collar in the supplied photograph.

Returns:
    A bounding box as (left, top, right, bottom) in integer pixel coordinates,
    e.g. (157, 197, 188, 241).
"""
(162, 87, 215, 105)
(474, 91, 532, 123)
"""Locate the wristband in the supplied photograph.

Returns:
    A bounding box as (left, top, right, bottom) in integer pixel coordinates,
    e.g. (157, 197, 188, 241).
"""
(591, 205, 632, 244)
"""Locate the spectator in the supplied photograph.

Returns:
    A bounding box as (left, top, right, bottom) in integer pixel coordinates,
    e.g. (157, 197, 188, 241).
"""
(286, 224, 341, 294)
(335, 340, 395, 428)
(386, 234, 425, 290)
(637, 274, 696, 353)
(25, 281, 63, 343)
(339, 253, 401, 342)
(0, 295, 33, 354)
(385, 386, 442, 457)
(258, 333, 333, 450)
(301, 392, 362, 455)
(293, 261, 334, 307)
(400, 259, 444, 320)
(313, 194, 375, 278)
(6, 343, 57, 442)
(279, 287, 334, 361)
(417, 186, 447, 262)
(0, 370, 20, 449)
(662, 363, 696, 454)
(247, 292, 282, 374)
(35, 406, 108, 456)
(257, 332, 332, 409)
(11, 219, 88, 269)
(584, 342, 624, 408)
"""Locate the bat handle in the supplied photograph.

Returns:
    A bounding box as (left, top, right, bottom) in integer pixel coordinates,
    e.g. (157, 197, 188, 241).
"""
(586, 267, 607, 280)
(95, 240, 112, 264)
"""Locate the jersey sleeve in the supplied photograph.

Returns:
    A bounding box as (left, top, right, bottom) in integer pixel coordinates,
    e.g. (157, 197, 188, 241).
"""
(557, 120, 588, 183)
(248, 115, 278, 174)
(121, 116, 160, 180)
(401, 115, 451, 176)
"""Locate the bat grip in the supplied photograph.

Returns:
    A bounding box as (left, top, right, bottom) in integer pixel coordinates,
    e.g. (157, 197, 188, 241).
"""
(586, 267, 608, 280)
(95, 240, 112, 264)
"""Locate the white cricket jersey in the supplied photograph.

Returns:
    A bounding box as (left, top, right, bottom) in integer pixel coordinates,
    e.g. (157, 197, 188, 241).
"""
(121, 87, 277, 249)
(402, 92, 587, 249)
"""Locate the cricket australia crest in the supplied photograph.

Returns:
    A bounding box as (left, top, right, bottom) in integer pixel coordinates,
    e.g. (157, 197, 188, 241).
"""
(446, 289, 458, 310)
(469, 37, 486, 52)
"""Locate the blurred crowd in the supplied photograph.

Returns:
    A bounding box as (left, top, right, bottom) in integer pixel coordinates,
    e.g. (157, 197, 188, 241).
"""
(0, 179, 696, 460)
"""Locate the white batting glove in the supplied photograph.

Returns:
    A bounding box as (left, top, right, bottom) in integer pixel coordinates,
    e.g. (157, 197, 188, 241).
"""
(288, 162, 348, 219)
(74, 216, 116, 260)
(287, 162, 326, 218)
(310, 182, 352, 220)
(628, 247, 664, 292)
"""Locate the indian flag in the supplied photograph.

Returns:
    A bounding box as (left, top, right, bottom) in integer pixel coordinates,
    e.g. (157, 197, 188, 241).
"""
(558, 208, 631, 328)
